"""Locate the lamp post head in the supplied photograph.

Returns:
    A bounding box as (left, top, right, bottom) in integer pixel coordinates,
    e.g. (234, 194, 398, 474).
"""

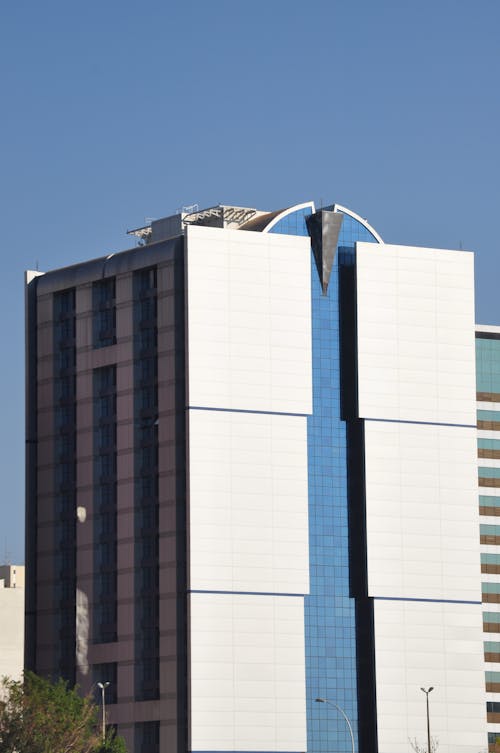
(97, 682, 110, 690)
(420, 686, 434, 695)
(315, 698, 326, 703)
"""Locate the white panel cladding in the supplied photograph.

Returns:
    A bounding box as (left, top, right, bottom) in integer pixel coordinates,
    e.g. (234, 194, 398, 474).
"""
(356, 243, 476, 425)
(188, 409, 309, 594)
(364, 420, 480, 602)
(186, 225, 312, 414)
(374, 599, 486, 753)
(189, 593, 307, 752)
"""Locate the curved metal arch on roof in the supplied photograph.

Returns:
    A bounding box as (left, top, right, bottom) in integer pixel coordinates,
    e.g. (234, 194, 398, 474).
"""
(260, 200, 383, 243)
(262, 201, 316, 233)
(331, 203, 383, 243)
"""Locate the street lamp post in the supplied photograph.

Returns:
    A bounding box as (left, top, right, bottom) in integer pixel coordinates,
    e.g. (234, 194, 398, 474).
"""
(420, 687, 434, 753)
(97, 681, 110, 743)
(315, 697, 355, 753)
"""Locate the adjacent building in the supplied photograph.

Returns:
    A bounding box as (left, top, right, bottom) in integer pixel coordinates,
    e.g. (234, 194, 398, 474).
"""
(25, 202, 487, 753)
(476, 326, 500, 750)
(0, 564, 25, 686)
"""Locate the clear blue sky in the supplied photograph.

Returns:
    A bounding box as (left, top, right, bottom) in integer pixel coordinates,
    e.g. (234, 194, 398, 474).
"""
(1, 0, 499, 563)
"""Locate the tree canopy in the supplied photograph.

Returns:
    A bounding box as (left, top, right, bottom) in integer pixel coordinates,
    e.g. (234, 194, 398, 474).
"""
(0, 672, 126, 753)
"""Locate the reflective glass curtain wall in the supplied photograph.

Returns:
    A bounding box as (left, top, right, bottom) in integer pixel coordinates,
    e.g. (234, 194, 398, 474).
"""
(270, 209, 378, 753)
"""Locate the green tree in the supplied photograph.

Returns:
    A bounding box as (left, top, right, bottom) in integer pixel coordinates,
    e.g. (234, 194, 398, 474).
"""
(0, 672, 126, 753)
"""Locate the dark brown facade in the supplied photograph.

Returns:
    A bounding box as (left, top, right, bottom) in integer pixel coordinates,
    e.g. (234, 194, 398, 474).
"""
(25, 238, 187, 753)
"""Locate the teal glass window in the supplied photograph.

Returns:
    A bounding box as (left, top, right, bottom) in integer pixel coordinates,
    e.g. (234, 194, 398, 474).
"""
(481, 525, 500, 536)
(483, 583, 500, 594)
(478, 410, 500, 422)
(486, 671, 500, 682)
(482, 554, 500, 565)
(484, 612, 500, 623)
(478, 439, 500, 451)
(479, 468, 500, 479)
(480, 495, 500, 507)
(476, 337, 500, 394)
(485, 641, 500, 652)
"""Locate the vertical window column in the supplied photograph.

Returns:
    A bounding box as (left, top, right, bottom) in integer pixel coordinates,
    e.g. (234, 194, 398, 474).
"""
(133, 268, 159, 703)
(93, 278, 116, 349)
(53, 288, 77, 684)
(93, 366, 117, 644)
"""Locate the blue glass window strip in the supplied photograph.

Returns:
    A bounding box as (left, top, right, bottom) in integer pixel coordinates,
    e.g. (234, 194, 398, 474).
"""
(483, 583, 500, 594)
(479, 439, 500, 450)
(484, 612, 500, 624)
(485, 641, 500, 652)
(480, 495, 500, 507)
(481, 525, 500, 536)
(477, 337, 500, 395)
(479, 468, 500, 479)
(482, 554, 500, 565)
(270, 208, 378, 753)
(478, 410, 500, 422)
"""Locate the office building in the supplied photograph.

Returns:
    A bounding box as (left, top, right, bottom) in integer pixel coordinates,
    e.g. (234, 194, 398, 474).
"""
(26, 201, 486, 753)
(0, 564, 25, 687)
(476, 326, 500, 751)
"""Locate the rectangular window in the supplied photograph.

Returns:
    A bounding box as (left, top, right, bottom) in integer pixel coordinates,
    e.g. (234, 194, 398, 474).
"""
(92, 279, 116, 348)
(480, 495, 500, 508)
(94, 365, 116, 393)
(94, 484, 116, 509)
(139, 358, 156, 383)
(54, 435, 76, 460)
(136, 268, 157, 295)
(484, 612, 500, 624)
(479, 439, 500, 451)
(56, 347, 76, 371)
(95, 453, 116, 480)
(54, 376, 76, 402)
(95, 511, 117, 539)
(481, 524, 500, 537)
(95, 541, 117, 568)
(135, 721, 159, 753)
(479, 468, 500, 479)
(93, 278, 115, 307)
(55, 461, 75, 488)
(54, 317, 75, 343)
(478, 410, 500, 422)
(54, 289, 75, 319)
(94, 423, 115, 450)
(482, 554, 500, 565)
(95, 395, 116, 420)
(483, 583, 500, 594)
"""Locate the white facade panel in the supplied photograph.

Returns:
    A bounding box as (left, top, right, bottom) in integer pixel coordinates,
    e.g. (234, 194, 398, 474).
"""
(365, 420, 480, 601)
(188, 409, 309, 594)
(189, 593, 307, 752)
(356, 243, 476, 425)
(374, 600, 486, 753)
(186, 225, 312, 414)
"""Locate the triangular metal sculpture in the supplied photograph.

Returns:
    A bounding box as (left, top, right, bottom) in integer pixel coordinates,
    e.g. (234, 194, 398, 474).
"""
(306, 210, 344, 295)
